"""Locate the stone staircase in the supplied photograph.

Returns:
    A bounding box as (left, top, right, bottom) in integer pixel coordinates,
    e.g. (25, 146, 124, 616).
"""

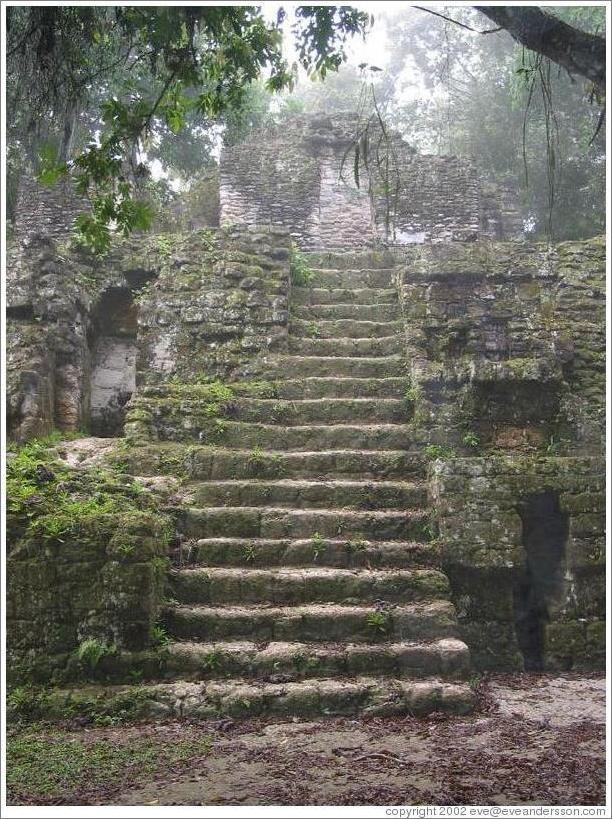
(144, 259, 476, 718)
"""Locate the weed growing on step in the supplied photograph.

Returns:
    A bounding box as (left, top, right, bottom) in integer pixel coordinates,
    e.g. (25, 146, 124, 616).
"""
(306, 322, 321, 338)
(289, 243, 315, 286)
(365, 611, 391, 635)
(76, 639, 116, 672)
(246, 446, 268, 474)
(242, 542, 257, 562)
(543, 434, 562, 456)
(311, 532, 326, 561)
(201, 649, 224, 674)
(270, 401, 293, 422)
(149, 624, 171, 648)
(424, 444, 456, 461)
(236, 380, 278, 399)
(404, 383, 421, 402)
(462, 431, 480, 450)
(345, 537, 367, 555)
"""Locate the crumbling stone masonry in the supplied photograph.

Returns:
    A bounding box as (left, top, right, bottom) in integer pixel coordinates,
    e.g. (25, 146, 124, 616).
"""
(6, 115, 605, 721)
(220, 114, 523, 247)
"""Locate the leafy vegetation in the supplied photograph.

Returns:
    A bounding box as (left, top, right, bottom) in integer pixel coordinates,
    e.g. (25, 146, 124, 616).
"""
(311, 532, 327, 561)
(289, 243, 315, 287)
(6, 725, 212, 804)
(6, 434, 170, 547)
(7, 6, 369, 251)
(462, 431, 481, 450)
(365, 611, 391, 634)
(424, 444, 457, 461)
(76, 639, 116, 672)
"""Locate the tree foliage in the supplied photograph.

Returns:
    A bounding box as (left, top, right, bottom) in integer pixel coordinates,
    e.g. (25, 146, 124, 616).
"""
(6, 5, 369, 251)
(366, 5, 605, 239)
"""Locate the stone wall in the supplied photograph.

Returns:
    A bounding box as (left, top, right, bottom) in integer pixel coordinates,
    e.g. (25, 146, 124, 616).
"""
(220, 113, 523, 248)
(6, 235, 152, 441)
(6, 439, 173, 685)
(10, 177, 88, 245)
(429, 456, 605, 670)
(395, 237, 605, 457)
(391, 236, 606, 671)
(134, 225, 290, 388)
(6, 225, 291, 443)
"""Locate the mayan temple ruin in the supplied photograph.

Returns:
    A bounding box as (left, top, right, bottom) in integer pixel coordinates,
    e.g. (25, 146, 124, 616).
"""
(6, 113, 605, 721)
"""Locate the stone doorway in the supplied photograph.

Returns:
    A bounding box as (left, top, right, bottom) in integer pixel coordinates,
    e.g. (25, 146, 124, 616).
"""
(88, 288, 138, 436)
(513, 491, 568, 670)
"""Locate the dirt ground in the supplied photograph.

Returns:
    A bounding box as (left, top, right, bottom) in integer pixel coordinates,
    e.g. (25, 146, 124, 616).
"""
(119, 673, 606, 806)
(7, 673, 607, 807)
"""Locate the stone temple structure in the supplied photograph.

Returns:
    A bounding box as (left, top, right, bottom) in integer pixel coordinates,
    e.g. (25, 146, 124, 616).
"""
(6, 114, 605, 720)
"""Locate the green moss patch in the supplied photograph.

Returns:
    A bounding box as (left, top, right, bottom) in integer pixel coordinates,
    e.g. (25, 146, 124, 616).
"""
(6, 723, 212, 805)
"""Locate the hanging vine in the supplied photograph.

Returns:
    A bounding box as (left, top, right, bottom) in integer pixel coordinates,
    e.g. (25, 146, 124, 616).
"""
(338, 72, 401, 242)
(517, 48, 561, 239)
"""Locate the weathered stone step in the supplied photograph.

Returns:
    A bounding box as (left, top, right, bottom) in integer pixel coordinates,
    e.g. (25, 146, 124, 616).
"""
(127, 445, 425, 480)
(305, 247, 399, 266)
(264, 355, 406, 378)
(170, 567, 449, 606)
(291, 319, 404, 339)
(39, 677, 476, 720)
(288, 336, 402, 357)
(166, 422, 414, 449)
(162, 638, 470, 681)
(292, 287, 398, 305)
(185, 478, 426, 510)
(292, 303, 400, 321)
(164, 600, 458, 643)
(175, 537, 439, 569)
(219, 398, 410, 425)
(136, 416, 415, 448)
(275, 377, 407, 399)
(178, 507, 431, 541)
(304, 268, 396, 288)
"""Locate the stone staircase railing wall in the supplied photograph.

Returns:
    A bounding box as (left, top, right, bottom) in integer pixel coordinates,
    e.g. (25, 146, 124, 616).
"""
(394, 237, 605, 670)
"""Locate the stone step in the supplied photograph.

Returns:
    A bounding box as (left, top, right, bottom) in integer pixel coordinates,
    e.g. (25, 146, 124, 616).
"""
(291, 319, 404, 339)
(288, 336, 402, 357)
(219, 398, 410, 425)
(275, 377, 408, 399)
(164, 600, 458, 643)
(292, 287, 398, 305)
(127, 445, 426, 481)
(292, 303, 400, 322)
(264, 355, 406, 378)
(39, 678, 476, 720)
(151, 421, 415, 449)
(142, 412, 413, 448)
(184, 478, 426, 510)
(178, 507, 431, 541)
(305, 268, 396, 288)
(162, 638, 470, 682)
(305, 248, 399, 267)
(170, 567, 449, 606)
(175, 538, 439, 569)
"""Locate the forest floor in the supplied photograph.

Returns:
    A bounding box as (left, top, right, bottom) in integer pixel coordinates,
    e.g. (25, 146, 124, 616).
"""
(6, 672, 606, 807)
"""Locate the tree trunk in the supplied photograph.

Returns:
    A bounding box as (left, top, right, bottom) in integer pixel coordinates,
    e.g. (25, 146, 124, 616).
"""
(475, 6, 606, 93)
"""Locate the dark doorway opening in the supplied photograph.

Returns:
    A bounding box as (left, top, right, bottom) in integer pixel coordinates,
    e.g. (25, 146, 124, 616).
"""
(513, 491, 568, 670)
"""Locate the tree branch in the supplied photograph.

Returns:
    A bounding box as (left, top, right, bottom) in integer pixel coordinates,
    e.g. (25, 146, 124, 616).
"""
(412, 6, 502, 34)
(474, 6, 606, 92)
